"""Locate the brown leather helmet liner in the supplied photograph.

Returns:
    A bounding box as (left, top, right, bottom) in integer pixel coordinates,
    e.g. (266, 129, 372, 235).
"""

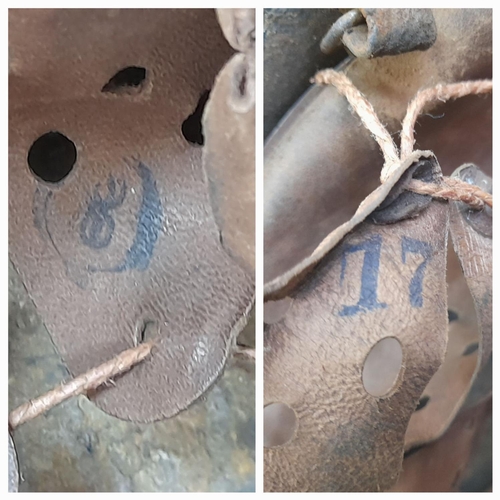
(203, 9, 256, 275)
(263, 9, 491, 490)
(265, 200, 449, 491)
(391, 397, 491, 492)
(9, 9, 254, 422)
(404, 241, 479, 449)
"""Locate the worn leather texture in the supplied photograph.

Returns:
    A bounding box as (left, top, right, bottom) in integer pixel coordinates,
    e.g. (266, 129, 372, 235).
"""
(405, 167, 492, 449)
(391, 397, 491, 492)
(9, 9, 254, 422)
(404, 242, 479, 449)
(264, 200, 449, 491)
(264, 151, 438, 299)
(263, 9, 491, 491)
(449, 187, 492, 369)
(204, 9, 255, 275)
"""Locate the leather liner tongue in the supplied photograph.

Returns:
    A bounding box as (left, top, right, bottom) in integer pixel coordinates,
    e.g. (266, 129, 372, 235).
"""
(9, 9, 254, 422)
(265, 198, 449, 491)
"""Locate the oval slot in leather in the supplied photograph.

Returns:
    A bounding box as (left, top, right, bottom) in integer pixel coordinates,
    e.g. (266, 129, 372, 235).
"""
(264, 402, 297, 448)
(362, 337, 403, 397)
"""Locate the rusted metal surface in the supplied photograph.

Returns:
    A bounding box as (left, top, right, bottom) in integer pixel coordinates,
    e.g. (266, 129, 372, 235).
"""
(342, 9, 437, 59)
(263, 8, 346, 137)
(320, 9, 364, 55)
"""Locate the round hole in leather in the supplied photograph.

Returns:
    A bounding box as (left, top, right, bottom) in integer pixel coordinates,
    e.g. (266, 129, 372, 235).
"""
(27, 131, 77, 183)
(362, 337, 403, 397)
(263, 12, 491, 488)
(264, 402, 298, 448)
(9, 9, 254, 422)
(264, 297, 293, 325)
(264, 199, 448, 492)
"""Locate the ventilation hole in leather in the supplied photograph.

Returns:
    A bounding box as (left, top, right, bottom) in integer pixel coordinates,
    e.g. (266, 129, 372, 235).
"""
(27, 132, 77, 183)
(264, 297, 293, 324)
(181, 89, 210, 146)
(448, 309, 459, 322)
(415, 395, 430, 411)
(463, 342, 479, 356)
(101, 66, 146, 93)
(264, 402, 297, 447)
(362, 337, 403, 397)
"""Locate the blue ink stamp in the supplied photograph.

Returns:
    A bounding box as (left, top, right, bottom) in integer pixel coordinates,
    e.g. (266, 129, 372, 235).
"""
(339, 234, 387, 317)
(401, 236, 432, 308)
(79, 176, 127, 249)
(33, 161, 163, 284)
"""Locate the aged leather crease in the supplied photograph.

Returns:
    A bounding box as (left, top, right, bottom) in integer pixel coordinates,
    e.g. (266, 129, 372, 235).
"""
(9, 9, 254, 422)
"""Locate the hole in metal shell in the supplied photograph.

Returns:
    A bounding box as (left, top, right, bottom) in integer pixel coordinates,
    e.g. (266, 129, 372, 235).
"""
(362, 337, 403, 397)
(264, 402, 297, 448)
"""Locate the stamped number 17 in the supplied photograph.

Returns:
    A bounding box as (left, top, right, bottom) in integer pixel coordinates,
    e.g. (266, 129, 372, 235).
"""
(339, 235, 432, 317)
